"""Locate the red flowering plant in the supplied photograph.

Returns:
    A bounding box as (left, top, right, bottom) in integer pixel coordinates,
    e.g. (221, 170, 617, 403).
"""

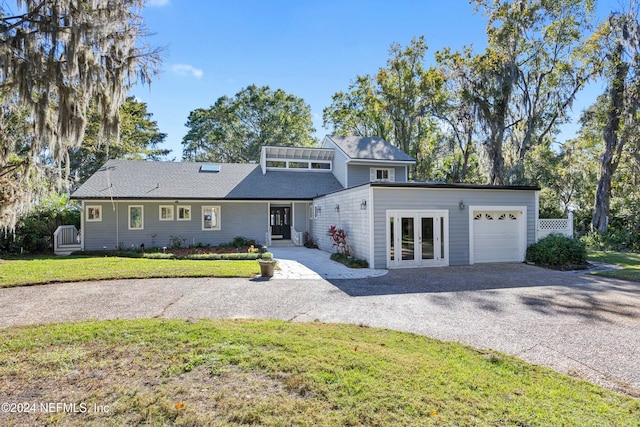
(328, 225, 351, 257)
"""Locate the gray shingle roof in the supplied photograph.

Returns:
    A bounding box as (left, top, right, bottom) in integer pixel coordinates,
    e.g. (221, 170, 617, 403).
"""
(326, 135, 416, 162)
(72, 160, 343, 200)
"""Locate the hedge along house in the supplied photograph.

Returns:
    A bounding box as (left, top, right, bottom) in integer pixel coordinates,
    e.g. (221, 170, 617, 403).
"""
(69, 135, 541, 268)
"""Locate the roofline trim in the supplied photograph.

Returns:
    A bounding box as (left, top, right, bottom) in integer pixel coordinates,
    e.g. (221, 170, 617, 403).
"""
(71, 197, 316, 202)
(345, 158, 416, 165)
(369, 182, 541, 191)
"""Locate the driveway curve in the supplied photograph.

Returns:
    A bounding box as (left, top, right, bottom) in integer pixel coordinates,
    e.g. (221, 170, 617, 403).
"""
(0, 263, 639, 397)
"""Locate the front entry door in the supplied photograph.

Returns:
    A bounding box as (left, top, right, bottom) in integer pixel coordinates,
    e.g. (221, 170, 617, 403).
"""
(270, 207, 291, 240)
(388, 210, 448, 268)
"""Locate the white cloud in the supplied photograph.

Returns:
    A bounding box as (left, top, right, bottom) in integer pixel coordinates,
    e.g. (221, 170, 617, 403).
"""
(147, 0, 170, 6)
(171, 64, 204, 79)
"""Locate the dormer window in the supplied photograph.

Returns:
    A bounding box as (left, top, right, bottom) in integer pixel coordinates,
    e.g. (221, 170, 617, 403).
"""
(370, 167, 395, 182)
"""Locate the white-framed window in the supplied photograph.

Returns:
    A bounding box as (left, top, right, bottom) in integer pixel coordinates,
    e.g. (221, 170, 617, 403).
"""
(202, 206, 221, 230)
(128, 205, 144, 230)
(177, 205, 191, 221)
(159, 205, 174, 221)
(370, 167, 395, 182)
(86, 205, 102, 222)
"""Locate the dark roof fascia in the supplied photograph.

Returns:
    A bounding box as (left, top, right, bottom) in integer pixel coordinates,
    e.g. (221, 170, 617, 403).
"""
(370, 182, 541, 191)
(346, 158, 416, 165)
(71, 196, 315, 202)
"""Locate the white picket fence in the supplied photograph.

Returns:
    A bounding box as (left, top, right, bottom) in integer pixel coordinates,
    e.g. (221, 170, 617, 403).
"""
(537, 212, 574, 241)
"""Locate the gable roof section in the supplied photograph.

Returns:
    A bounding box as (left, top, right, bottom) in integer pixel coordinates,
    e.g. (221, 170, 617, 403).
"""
(72, 160, 343, 200)
(325, 135, 416, 163)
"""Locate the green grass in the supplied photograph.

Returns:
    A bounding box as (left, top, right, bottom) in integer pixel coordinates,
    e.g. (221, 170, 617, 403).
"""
(0, 256, 259, 287)
(588, 250, 640, 282)
(0, 319, 637, 427)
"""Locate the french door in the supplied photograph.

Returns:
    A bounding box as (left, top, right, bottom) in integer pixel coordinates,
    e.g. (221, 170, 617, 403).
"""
(270, 207, 291, 240)
(388, 210, 448, 268)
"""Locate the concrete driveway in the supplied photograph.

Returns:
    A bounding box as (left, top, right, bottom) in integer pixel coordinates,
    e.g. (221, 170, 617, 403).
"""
(0, 263, 638, 397)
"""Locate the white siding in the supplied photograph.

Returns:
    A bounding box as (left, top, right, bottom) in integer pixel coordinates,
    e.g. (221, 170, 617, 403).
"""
(322, 137, 348, 188)
(310, 186, 371, 265)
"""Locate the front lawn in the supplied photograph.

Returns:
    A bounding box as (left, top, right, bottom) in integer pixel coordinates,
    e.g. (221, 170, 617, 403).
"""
(0, 256, 259, 287)
(0, 319, 637, 427)
(589, 250, 640, 282)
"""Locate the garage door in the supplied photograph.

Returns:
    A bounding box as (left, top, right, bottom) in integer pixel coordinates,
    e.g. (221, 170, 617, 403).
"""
(471, 209, 525, 263)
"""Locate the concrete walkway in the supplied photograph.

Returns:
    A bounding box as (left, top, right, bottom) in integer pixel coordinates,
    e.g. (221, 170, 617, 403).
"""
(269, 246, 387, 279)
(0, 264, 638, 397)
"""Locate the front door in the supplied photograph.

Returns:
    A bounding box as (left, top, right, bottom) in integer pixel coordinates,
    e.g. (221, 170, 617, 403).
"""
(388, 210, 448, 268)
(270, 207, 291, 240)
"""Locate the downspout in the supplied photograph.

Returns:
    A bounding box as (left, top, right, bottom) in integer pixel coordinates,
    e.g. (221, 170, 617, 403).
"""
(534, 190, 540, 243)
(368, 184, 375, 269)
(80, 200, 85, 251)
(116, 202, 119, 249)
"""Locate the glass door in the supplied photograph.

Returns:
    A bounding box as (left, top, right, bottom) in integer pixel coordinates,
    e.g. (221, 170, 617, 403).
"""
(388, 210, 448, 268)
(270, 207, 291, 240)
(421, 217, 434, 260)
(401, 216, 415, 261)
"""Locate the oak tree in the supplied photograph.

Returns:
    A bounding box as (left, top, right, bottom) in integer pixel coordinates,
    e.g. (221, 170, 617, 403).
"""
(0, 0, 160, 229)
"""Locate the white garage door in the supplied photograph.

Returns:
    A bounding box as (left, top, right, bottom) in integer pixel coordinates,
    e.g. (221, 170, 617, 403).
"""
(471, 209, 526, 263)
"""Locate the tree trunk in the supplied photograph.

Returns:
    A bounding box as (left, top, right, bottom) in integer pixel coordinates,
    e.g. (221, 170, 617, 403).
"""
(487, 124, 506, 185)
(592, 43, 626, 232)
(593, 170, 612, 232)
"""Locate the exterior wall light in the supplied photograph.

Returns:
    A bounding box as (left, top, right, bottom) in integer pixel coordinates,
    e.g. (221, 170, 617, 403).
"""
(459, 200, 465, 210)
(360, 200, 367, 210)
(335, 204, 340, 212)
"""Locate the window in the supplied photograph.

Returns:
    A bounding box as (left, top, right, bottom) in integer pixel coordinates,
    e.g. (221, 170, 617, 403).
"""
(311, 162, 331, 170)
(288, 161, 309, 169)
(177, 205, 191, 221)
(86, 205, 102, 222)
(266, 160, 286, 168)
(129, 205, 144, 230)
(159, 205, 174, 221)
(202, 206, 221, 230)
(370, 167, 395, 182)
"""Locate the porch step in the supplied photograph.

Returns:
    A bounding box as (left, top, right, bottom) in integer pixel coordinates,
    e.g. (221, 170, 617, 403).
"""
(54, 244, 82, 256)
(269, 240, 295, 248)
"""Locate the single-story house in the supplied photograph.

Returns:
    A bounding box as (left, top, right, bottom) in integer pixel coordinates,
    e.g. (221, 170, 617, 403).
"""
(69, 135, 542, 268)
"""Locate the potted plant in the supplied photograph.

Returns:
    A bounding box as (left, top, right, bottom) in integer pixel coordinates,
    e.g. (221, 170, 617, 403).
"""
(258, 252, 277, 278)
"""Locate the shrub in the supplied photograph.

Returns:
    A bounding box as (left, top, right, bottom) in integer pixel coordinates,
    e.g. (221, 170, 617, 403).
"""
(303, 231, 318, 249)
(526, 234, 587, 268)
(0, 197, 80, 254)
(230, 236, 256, 249)
(330, 253, 368, 268)
(328, 225, 351, 256)
(581, 229, 640, 252)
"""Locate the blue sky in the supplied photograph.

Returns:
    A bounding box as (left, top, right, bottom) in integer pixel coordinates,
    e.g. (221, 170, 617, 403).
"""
(133, 0, 618, 159)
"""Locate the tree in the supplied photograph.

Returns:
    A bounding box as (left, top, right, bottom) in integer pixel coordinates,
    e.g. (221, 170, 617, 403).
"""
(0, 0, 160, 230)
(182, 85, 317, 163)
(587, 3, 640, 232)
(323, 37, 445, 179)
(69, 97, 170, 184)
(433, 48, 482, 183)
(323, 75, 391, 140)
(450, 0, 596, 184)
